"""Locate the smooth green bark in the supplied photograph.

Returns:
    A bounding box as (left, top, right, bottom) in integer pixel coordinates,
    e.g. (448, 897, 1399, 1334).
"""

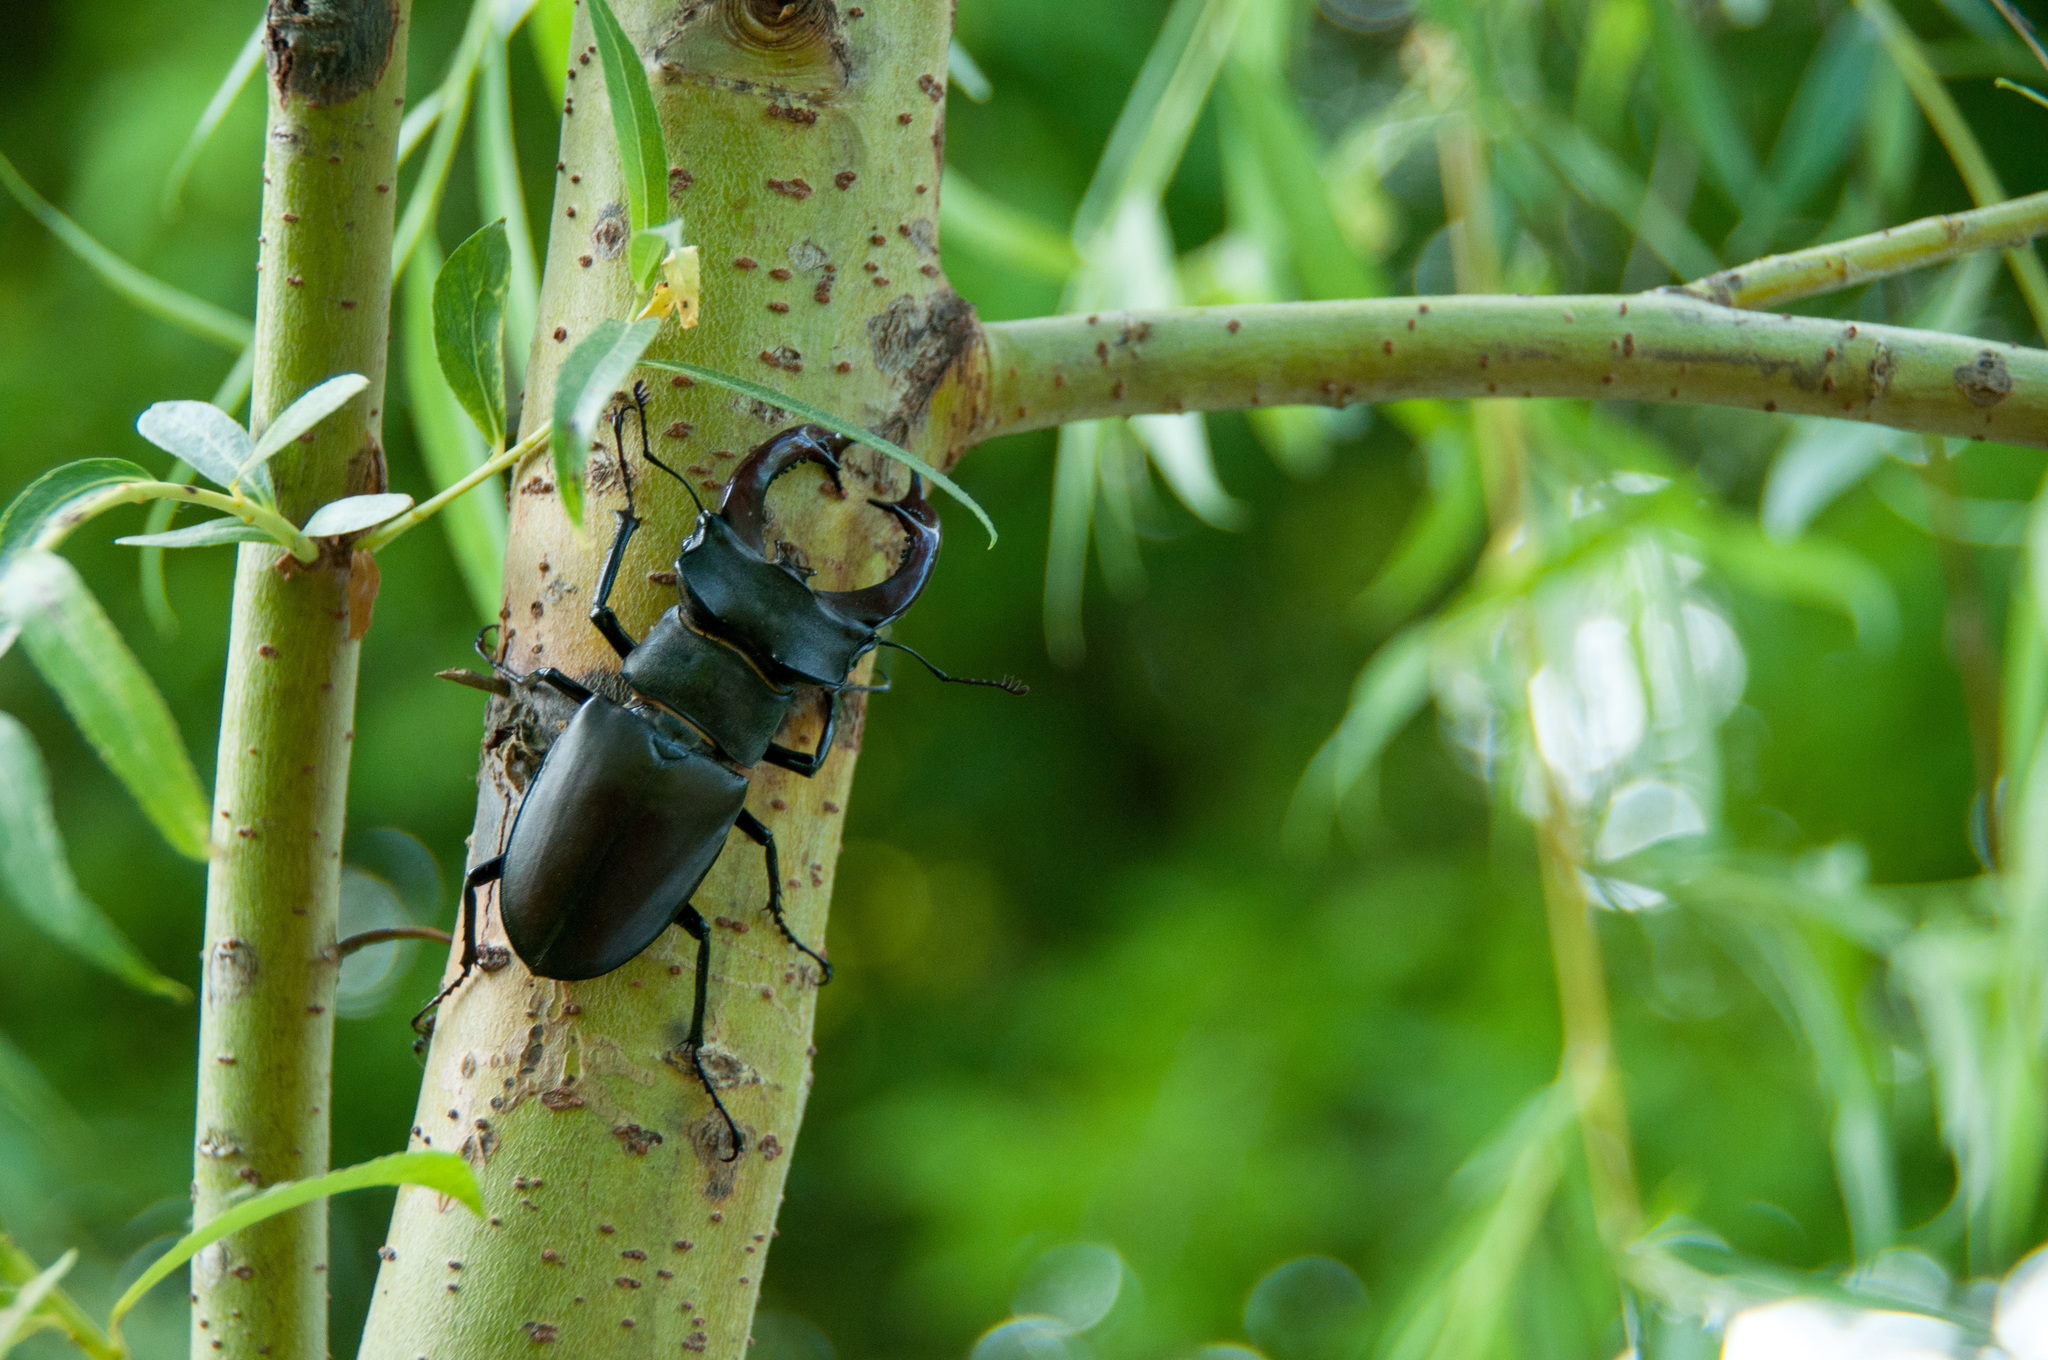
(360, 3, 972, 1357)
(191, 6, 411, 1359)
(978, 295, 2048, 449)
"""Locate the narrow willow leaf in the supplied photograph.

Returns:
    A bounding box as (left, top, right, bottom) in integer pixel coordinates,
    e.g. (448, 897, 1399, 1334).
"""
(948, 39, 993, 102)
(477, 35, 539, 386)
(1130, 413, 1245, 529)
(553, 318, 662, 527)
(1765, 11, 1879, 209)
(643, 360, 1000, 546)
(0, 1249, 75, 1356)
(0, 151, 251, 351)
(1647, 0, 1760, 200)
(586, 0, 667, 231)
(1074, 0, 1252, 242)
(1293, 624, 1436, 832)
(248, 373, 372, 473)
(939, 173, 1079, 281)
(135, 402, 252, 491)
(110, 1151, 482, 1332)
(1353, 430, 1486, 628)
(0, 554, 211, 860)
(0, 460, 152, 564)
(160, 19, 265, 218)
(391, 0, 493, 278)
(1044, 421, 1104, 667)
(0, 1028, 88, 1158)
(0, 713, 189, 1002)
(404, 235, 505, 619)
(116, 520, 276, 550)
(1539, 120, 1720, 279)
(1701, 528, 1899, 652)
(433, 222, 510, 448)
(1221, 59, 1380, 300)
(302, 493, 414, 539)
(396, 86, 445, 168)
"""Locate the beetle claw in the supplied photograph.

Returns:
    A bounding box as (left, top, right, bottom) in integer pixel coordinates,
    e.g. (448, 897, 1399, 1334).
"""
(818, 475, 940, 628)
(718, 426, 852, 553)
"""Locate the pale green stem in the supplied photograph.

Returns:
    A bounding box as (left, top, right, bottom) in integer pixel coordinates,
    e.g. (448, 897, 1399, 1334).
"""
(358, 425, 545, 553)
(193, 5, 411, 1358)
(978, 295, 2048, 450)
(37, 482, 316, 563)
(0, 1232, 121, 1360)
(1683, 190, 2048, 311)
(1857, 0, 2048, 335)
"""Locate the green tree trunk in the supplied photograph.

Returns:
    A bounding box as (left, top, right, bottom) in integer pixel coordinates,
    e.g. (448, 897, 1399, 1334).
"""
(192, 6, 411, 1359)
(359, 3, 974, 1356)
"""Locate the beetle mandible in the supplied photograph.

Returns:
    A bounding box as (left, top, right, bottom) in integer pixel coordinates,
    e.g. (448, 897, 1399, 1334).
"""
(415, 387, 1023, 1155)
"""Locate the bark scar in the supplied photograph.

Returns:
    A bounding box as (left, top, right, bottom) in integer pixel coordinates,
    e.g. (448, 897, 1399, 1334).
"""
(265, 0, 399, 106)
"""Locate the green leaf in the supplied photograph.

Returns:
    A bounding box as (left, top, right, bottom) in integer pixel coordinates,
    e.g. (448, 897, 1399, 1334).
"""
(116, 520, 277, 550)
(1043, 420, 1103, 667)
(553, 318, 663, 527)
(1647, 0, 1760, 201)
(0, 713, 189, 1002)
(948, 39, 993, 102)
(0, 1249, 74, 1357)
(0, 150, 252, 351)
(1700, 526, 1900, 653)
(109, 1151, 482, 1334)
(405, 234, 506, 619)
(643, 360, 1001, 547)
(0, 460, 152, 564)
(0, 553, 212, 861)
(1073, 0, 1252, 244)
(302, 493, 414, 539)
(1288, 625, 1436, 842)
(939, 173, 1080, 282)
(0, 1029, 88, 1158)
(586, 0, 667, 232)
(433, 222, 511, 449)
(630, 218, 687, 295)
(160, 19, 265, 218)
(1352, 429, 1486, 629)
(135, 401, 253, 492)
(248, 373, 373, 475)
(477, 35, 539, 387)
(1537, 118, 1721, 280)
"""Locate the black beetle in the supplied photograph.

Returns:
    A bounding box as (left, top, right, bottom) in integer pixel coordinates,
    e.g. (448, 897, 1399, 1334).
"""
(415, 390, 1022, 1155)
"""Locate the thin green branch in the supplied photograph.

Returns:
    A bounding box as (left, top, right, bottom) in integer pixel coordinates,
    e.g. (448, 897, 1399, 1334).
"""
(1857, 0, 2048, 335)
(36, 482, 315, 563)
(0, 150, 252, 350)
(977, 295, 2048, 451)
(358, 425, 544, 553)
(1682, 190, 2048, 310)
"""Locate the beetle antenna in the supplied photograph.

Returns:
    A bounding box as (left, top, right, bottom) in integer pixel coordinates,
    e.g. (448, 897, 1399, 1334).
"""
(875, 639, 1028, 695)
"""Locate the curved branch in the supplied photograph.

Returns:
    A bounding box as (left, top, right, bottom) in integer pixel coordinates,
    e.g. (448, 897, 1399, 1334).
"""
(1681, 190, 2048, 310)
(977, 294, 2048, 450)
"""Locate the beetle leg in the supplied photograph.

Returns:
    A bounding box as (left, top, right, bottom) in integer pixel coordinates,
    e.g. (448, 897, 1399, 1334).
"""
(760, 690, 838, 778)
(410, 855, 505, 1039)
(734, 810, 832, 984)
(588, 414, 644, 661)
(675, 905, 744, 1161)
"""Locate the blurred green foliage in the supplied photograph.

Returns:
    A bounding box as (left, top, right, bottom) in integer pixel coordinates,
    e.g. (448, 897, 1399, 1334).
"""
(4, 0, 2048, 1357)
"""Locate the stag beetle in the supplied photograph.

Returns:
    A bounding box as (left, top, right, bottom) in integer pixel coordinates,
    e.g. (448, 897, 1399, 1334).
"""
(416, 388, 1022, 1155)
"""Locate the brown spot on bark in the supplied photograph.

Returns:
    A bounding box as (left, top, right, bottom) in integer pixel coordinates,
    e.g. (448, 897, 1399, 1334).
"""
(591, 203, 630, 259)
(265, 0, 397, 106)
(866, 290, 980, 443)
(1954, 349, 2013, 407)
(766, 103, 818, 125)
(835, 170, 857, 189)
(767, 176, 814, 199)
